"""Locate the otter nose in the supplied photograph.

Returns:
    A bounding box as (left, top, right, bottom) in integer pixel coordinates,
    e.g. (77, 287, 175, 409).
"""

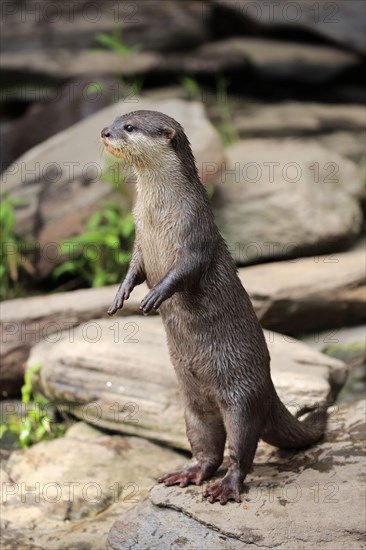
(101, 127, 111, 139)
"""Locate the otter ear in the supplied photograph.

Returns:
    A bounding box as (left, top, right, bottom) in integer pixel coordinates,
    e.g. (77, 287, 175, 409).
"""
(163, 127, 176, 141)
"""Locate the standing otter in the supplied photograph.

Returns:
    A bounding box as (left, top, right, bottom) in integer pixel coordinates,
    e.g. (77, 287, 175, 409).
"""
(101, 110, 327, 505)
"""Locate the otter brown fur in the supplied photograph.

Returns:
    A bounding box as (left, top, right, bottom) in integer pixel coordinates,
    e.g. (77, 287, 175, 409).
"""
(101, 110, 327, 504)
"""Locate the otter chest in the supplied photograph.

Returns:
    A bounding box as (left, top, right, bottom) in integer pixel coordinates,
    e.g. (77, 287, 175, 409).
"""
(135, 211, 180, 287)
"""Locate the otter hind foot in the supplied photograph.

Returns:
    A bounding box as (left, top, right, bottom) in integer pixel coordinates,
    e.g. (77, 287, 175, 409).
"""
(203, 476, 242, 505)
(158, 464, 211, 488)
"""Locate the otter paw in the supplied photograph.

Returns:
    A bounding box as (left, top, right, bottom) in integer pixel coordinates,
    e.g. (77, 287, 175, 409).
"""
(108, 297, 123, 316)
(140, 287, 167, 314)
(158, 465, 207, 488)
(203, 477, 242, 505)
(108, 285, 131, 315)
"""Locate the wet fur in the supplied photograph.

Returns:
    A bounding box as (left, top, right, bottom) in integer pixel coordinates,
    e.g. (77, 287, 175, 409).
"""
(102, 111, 327, 504)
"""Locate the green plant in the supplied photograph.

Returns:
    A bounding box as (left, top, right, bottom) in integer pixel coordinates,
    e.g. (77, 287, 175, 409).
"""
(214, 76, 239, 147)
(0, 195, 35, 301)
(0, 363, 66, 448)
(94, 28, 136, 55)
(53, 202, 134, 288)
(180, 76, 202, 101)
(91, 28, 144, 100)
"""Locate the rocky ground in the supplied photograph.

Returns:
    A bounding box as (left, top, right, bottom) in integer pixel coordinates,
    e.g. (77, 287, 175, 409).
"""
(1, 1, 365, 549)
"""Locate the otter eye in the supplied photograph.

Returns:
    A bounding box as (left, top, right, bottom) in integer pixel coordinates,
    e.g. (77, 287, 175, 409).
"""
(125, 124, 134, 132)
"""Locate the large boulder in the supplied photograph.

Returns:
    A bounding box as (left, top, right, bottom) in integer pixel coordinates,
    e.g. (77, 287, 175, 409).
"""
(108, 399, 366, 549)
(212, 139, 363, 262)
(27, 315, 346, 450)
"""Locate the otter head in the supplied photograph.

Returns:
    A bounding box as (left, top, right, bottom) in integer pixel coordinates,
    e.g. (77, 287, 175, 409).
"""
(100, 110, 182, 170)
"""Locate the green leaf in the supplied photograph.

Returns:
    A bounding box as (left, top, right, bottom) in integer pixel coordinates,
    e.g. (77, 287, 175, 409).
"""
(53, 261, 78, 278)
(95, 32, 132, 54)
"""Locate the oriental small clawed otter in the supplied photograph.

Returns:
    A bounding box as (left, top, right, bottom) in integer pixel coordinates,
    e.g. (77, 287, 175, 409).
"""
(101, 110, 327, 505)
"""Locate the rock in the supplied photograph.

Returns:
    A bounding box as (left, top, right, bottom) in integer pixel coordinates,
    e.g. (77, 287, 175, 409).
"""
(227, 101, 366, 174)
(212, 139, 363, 262)
(1, 49, 161, 81)
(301, 325, 366, 405)
(107, 500, 245, 550)
(209, 101, 365, 176)
(107, 399, 366, 549)
(212, 0, 366, 55)
(1, 1, 208, 57)
(317, 131, 366, 168)
(1, 429, 186, 549)
(231, 102, 366, 137)
(241, 242, 366, 335)
(302, 325, 366, 349)
(0, 284, 140, 398)
(1, 98, 224, 277)
(180, 38, 359, 83)
(1, 76, 119, 172)
(27, 315, 346, 450)
(64, 420, 109, 440)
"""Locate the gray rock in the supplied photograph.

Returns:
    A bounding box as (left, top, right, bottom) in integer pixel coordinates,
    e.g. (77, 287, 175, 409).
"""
(231, 102, 366, 138)
(301, 325, 366, 354)
(301, 325, 366, 405)
(108, 399, 366, 549)
(212, 0, 366, 55)
(241, 242, 366, 334)
(1, 0, 208, 58)
(0, 284, 137, 398)
(188, 38, 359, 83)
(107, 500, 244, 550)
(1, 430, 186, 549)
(27, 315, 346, 450)
(212, 139, 364, 262)
(317, 131, 366, 168)
(1, 76, 119, 172)
(1, 49, 161, 80)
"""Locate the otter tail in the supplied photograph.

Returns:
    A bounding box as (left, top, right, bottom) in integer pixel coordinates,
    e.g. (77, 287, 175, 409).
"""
(261, 391, 327, 450)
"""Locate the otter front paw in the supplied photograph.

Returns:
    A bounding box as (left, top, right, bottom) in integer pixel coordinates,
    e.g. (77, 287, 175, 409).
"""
(203, 476, 242, 505)
(140, 286, 168, 314)
(108, 284, 131, 315)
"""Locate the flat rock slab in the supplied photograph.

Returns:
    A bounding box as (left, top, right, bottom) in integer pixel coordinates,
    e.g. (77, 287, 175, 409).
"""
(189, 38, 359, 82)
(1, 424, 186, 549)
(108, 399, 366, 549)
(0, 284, 146, 398)
(232, 102, 366, 137)
(241, 242, 366, 334)
(27, 315, 345, 450)
(107, 500, 245, 550)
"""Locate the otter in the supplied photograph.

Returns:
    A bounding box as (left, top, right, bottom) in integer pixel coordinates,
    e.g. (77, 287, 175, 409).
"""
(101, 110, 327, 505)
